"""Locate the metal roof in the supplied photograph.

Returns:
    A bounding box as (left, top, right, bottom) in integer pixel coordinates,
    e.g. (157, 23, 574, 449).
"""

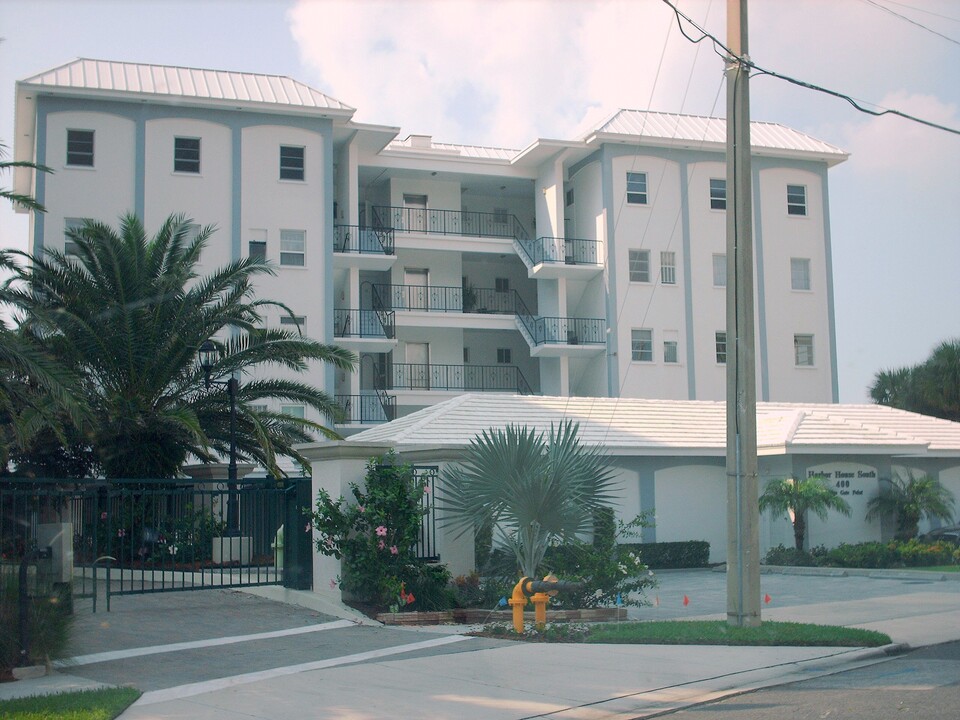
(20, 58, 354, 113)
(588, 109, 847, 162)
(345, 395, 959, 457)
(386, 136, 518, 161)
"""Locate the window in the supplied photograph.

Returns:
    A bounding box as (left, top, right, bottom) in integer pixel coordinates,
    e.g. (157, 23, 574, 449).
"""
(280, 145, 305, 181)
(64, 217, 86, 256)
(709, 178, 727, 210)
(493, 207, 509, 225)
(631, 329, 653, 362)
(660, 251, 676, 285)
(626, 172, 648, 204)
(280, 229, 305, 266)
(715, 332, 727, 364)
(565, 188, 574, 207)
(787, 184, 807, 216)
(664, 340, 678, 364)
(495, 277, 510, 293)
(249, 403, 268, 414)
(183, 224, 201, 243)
(463, 347, 470, 363)
(280, 315, 306, 333)
(174, 137, 200, 173)
(712, 254, 727, 287)
(794, 334, 814, 366)
(496, 348, 512, 364)
(629, 249, 650, 282)
(791, 258, 811, 291)
(66, 129, 94, 167)
(280, 404, 305, 418)
(249, 240, 266, 260)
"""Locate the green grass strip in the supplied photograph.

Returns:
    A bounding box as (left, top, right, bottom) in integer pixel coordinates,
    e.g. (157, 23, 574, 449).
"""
(0, 687, 140, 720)
(586, 620, 891, 647)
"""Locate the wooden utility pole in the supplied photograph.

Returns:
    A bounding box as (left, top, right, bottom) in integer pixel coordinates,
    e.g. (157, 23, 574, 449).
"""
(725, 0, 761, 628)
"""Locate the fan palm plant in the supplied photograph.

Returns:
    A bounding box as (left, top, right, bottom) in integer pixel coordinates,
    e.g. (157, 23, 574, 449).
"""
(865, 473, 955, 541)
(440, 421, 619, 578)
(759, 477, 851, 550)
(6, 213, 355, 478)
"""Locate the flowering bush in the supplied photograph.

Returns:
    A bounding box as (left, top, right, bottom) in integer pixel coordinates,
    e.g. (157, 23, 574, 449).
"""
(311, 452, 431, 608)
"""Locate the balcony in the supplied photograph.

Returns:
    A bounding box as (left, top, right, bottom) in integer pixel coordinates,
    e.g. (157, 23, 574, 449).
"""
(381, 363, 533, 395)
(514, 301, 607, 358)
(333, 225, 395, 271)
(371, 284, 518, 315)
(335, 394, 396, 424)
(333, 309, 397, 352)
(514, 236, 603, 279)
(371, 206, 530, 242)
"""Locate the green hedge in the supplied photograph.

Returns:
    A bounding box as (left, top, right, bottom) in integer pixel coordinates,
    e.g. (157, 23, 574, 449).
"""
(624, 540, 711, 569)
(763, 540, 960, 569)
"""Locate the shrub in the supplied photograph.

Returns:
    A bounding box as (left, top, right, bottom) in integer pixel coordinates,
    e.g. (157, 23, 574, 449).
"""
(623, 540, 711, 569)
(311, 452, 428, 608)
(450, 571, 510, 609)
(822, 542, 899, 569)
(894, 538, 956, 567)
(763, 544, 818, 567)
(0, 576, 73, 675)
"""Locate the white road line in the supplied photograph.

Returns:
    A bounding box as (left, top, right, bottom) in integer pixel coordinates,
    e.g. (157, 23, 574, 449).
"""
(134, 634, 475, 706)
(56, 619, 357, 667)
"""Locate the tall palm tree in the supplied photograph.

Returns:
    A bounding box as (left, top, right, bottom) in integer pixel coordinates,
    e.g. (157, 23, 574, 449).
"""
(440, 421, 619, 578)
(870, 339, 960, 423)
(759, 477, 851, 550)
(865, 473, 955, 541)
(7, 213, 355, 478)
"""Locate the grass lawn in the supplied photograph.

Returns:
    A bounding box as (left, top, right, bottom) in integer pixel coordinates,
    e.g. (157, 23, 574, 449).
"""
(586, 620, 891, 647)
(0, 687, 140, 720)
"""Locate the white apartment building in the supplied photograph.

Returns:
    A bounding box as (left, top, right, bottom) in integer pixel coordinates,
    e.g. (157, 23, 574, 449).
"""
(13, 59, 848, 432)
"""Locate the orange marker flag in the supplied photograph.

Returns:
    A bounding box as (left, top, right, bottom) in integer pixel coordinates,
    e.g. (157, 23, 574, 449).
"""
(764, 593, 772, 604)
(655, 595, 660, 607)
(682, 595, 690, 606)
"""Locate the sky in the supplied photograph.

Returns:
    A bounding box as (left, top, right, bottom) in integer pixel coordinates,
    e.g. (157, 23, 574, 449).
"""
(1, 0, 958, 403)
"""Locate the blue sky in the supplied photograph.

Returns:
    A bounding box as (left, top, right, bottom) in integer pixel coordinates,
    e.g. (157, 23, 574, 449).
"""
(2, 0, 958, 403)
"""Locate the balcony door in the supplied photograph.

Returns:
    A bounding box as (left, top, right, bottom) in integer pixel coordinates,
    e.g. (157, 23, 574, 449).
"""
(403, 194, 427, 233)
(406, 342, 430, 389)
(404, 268, 429, 310)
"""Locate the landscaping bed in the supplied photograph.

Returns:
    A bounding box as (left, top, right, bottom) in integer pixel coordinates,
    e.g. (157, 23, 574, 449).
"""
(376, 607, 627, 625)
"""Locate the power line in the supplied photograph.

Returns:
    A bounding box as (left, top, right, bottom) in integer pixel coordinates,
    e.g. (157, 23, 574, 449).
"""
(661, 0, 960, 137)
(861, 0, 960, 47)
(868, 0, 960, 24)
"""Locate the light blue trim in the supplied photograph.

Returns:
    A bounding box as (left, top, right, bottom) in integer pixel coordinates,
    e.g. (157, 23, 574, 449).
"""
(567, 148, 602, 180)
(677, 160, 697, 399)
(601, 146, 619, 397)
(323, 127, 336, 393)
(134, 117, 145, 219)
(231, 126, 242, 263)
(752, 164, 770, 401)
(34, 103, 49, 253)
(819, 165, 840, 402)
(639, 468, 656, 543)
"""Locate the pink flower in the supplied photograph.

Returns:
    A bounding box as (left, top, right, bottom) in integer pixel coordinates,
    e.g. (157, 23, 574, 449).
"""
(117, 529, 126, 538)
(375, 525, 387, 537)
(390, 545, 398, 555)
(100, 512, 108, 521)
(357, 505, 366, 513)
(423, 485, 431, 494)
(329, 579, 338, 590)
(377, 540, 385, 550)
(305, 522, 312, 533)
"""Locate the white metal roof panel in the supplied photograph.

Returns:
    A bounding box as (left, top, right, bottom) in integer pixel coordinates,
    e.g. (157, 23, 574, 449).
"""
(589, 109, 847, 159)
(21, 58, 354, 112)
(386, 137, 518, 161)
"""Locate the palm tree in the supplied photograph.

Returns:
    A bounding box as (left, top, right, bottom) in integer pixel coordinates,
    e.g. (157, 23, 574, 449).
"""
(6, 213, 355, 478)
(759, 477, 851, 551)
(1, 142, 51, 213)
(865, 473, 955, 541)
(870, 339, 960, 423)
(440, 421, 619, 578)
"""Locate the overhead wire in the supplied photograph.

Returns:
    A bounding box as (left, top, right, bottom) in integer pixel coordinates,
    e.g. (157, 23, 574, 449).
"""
(860, 0, 960, 46)
(661, 0, 960, 136)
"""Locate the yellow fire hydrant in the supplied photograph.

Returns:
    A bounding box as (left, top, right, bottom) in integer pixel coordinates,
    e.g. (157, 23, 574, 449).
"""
(510, 574, 560, 633)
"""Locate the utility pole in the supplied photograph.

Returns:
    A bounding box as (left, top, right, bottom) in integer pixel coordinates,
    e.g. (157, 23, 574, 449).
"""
(725, 0, 761, 628)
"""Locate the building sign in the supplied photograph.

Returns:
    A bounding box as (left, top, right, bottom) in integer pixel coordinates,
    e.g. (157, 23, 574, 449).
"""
(807, 466, 877, 498)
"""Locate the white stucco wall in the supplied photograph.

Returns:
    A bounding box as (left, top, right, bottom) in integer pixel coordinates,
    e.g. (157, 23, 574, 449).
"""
(653, 464, 727, 562)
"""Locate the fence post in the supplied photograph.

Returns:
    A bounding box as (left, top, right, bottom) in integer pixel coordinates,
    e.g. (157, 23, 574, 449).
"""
(282, 479, 313, 590)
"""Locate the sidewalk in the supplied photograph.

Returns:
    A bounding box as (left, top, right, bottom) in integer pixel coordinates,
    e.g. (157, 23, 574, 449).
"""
(3, 568, 959, 719)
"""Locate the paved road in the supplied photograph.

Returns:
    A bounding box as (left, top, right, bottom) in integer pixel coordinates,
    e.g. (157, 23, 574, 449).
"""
(668, 640, 960, 719)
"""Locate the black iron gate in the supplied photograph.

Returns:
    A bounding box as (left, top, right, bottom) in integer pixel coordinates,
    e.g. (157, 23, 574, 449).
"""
(1, 477, 313, 611)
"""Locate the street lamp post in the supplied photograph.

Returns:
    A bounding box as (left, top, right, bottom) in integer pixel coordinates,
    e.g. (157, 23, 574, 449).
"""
(198, 339, 240, 537)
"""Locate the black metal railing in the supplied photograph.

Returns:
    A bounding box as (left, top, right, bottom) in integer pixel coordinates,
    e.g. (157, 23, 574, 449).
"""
(334, 394, 394, 424)
(334, 224, 395, 255)
(512, 293, 605, 346)
(412, 466, 439, 561)
(381, 363, 532, 394)
(334, 308, 396, 339)
(371, 206, 530, 241)
(515, 236, 601, 266)
(371, 283, 521, 315)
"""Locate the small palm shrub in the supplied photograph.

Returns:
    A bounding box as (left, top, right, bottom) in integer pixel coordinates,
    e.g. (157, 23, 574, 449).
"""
(0, 576, 73, 675)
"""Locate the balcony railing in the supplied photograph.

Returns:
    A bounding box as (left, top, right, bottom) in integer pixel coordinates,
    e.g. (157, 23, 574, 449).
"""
(381, 363, 533, 395)
(334, 225, 395, 255)
(334, 309, 395, 339)
(513, 293, 605, 347)
(371, 206, 530, 242)
(334, 394, 394, 424)
(371, 284, 519, 315)
(515, 236, 601, 266)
